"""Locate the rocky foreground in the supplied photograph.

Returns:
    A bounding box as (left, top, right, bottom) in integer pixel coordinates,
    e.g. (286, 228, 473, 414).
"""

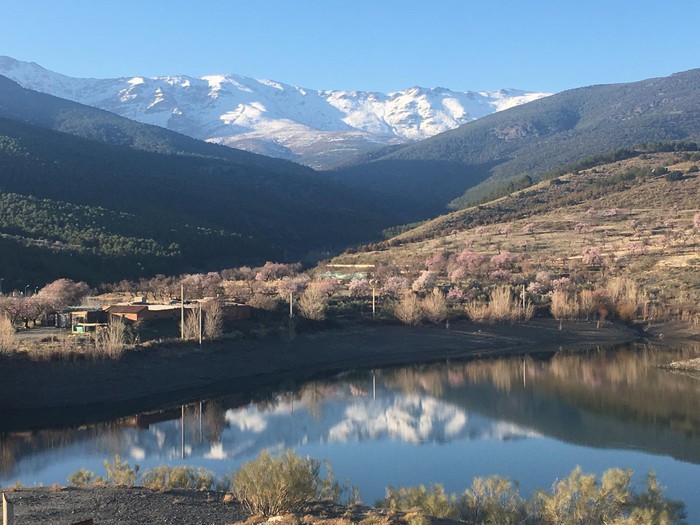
(1, 487, 427, 525)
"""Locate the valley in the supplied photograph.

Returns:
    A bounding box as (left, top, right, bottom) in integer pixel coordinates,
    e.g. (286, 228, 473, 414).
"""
(1, 47, 699, 525)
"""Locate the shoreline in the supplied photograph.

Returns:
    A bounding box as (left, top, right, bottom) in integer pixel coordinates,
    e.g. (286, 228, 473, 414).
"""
(0, 319, 644, 432)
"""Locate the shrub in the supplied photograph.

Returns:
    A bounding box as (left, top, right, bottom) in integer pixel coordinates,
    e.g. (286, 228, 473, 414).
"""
(464, 300, 491, 323)
(459, 476, 526, 525)
(380, 468, 685, 524)
(0, 315, 15, 354)
(141, 465, 215, 491)
(103, 455, 139, 487)
(533, 467, 671, 525)
(94, 317, 127, 358)
(394, 292, 424, 325)
(67, 468, 97, 487)
(465, 286, 532, 323)
(379, 484, 458, 519)
(421, 289, 448, 323)
(230, 450, 338, 516)
(607, 277, 646, 321)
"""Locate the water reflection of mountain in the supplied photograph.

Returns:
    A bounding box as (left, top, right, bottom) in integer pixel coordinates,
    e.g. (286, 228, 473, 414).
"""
(1, 381, 539, 480)
(3, 343, 700, 482)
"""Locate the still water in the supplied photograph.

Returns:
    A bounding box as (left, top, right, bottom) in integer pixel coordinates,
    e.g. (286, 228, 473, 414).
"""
(2, 343, 700, 520)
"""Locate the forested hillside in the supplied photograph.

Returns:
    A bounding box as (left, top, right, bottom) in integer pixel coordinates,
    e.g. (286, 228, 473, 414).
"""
(333, 69, 700, 213)
(0, 77, 403, 285)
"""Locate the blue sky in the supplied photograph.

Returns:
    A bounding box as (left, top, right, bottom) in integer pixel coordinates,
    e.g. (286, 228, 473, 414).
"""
(2, 0, 699, 93)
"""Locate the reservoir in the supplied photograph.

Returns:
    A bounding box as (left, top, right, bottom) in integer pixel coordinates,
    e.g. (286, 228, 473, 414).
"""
(2, 343, 699, 520)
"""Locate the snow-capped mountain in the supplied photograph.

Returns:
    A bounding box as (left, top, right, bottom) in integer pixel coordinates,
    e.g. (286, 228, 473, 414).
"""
(0, 56, 551, 168)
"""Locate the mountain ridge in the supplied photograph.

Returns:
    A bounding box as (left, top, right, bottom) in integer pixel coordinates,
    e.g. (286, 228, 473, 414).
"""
(332, 67, 700, 212)
(0, 56, 550, 168)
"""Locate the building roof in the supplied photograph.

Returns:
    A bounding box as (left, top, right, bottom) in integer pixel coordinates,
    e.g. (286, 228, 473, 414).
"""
(106, 305, 149, 314)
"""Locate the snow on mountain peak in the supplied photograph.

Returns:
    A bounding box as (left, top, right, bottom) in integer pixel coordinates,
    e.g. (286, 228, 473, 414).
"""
(0, 56, 552, 168)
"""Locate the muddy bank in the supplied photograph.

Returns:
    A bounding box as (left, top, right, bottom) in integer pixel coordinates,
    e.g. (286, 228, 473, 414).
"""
(0, 319, 642, 432)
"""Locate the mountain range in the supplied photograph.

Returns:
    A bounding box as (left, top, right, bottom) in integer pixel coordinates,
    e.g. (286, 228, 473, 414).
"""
(0, 74, 402, 285)
(0, 56, 549, 168)
(2, 57, 700, 285)
(331, 67, 700, 212)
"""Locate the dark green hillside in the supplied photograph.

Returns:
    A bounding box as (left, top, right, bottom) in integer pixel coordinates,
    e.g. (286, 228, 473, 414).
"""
(335, 69, 700, 211)
(0, 82, 401, 284)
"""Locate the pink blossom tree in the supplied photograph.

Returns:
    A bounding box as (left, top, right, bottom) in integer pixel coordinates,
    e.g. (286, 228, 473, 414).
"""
(348, 278, 371, 298)
(38, 279, 90, 311)
(411, 271, 436, 293)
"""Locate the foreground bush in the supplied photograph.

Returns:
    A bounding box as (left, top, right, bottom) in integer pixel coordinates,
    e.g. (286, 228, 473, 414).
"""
(104, 454, 140, 486)
(141, 465, 216, 491)
(230, 450, 340, 516)
(378, 467, 685, 524)
(382, 484, 458, 519)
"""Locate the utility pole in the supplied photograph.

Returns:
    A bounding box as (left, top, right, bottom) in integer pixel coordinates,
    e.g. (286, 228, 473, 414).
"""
(198, 303, 203, 346)
(289, 292, 293, 318)
(3, 492, 14, 525)
(369, 279, 378, 319)
(180, 284, 185, 340)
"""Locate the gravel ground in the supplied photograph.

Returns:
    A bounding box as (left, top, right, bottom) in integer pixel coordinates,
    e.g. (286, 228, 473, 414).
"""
(3, 486, 246, 525)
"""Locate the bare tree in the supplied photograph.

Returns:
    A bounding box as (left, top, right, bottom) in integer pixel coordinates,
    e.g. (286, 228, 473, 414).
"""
(181, 309, 200, 341)
(394, 292, 424, 325)
(298, 284, 328, 321)
(204, 300, 224, 340)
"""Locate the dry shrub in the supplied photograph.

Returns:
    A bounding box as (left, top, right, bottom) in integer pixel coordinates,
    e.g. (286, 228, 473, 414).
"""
(94, 317, 127, 358)
(298, 284, 328, 321)
(465, 301, 490, 323)
(67, 467, 97, 487)
(487, 286, 520, 322)
(466, 286, 531, 324)
(606, 277, 646, 321)
(103, 454, 139, 487)
(204, 300, 223, 340)
(459, 476, 526, 525)
(231, 450, 338, 516)
(394, 292, 424, 325)
(141, 465, 215, 491)
(550, 290, 579, 320)
(181, 309, 200, 341)
(380, 483, 458, 518)
(422, 289, 447, 323)
(0, 315, 16, 354)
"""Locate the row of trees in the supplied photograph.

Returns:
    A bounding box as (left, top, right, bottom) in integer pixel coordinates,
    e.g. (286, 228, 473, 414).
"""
(0, 278, 90, 327)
